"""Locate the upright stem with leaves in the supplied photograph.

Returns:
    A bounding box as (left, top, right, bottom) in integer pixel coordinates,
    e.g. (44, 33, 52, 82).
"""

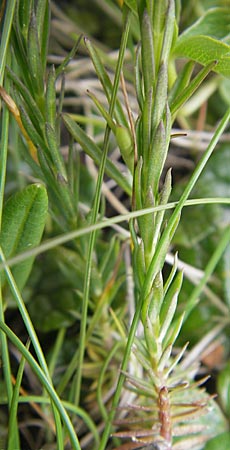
(98, 1, 230, 449)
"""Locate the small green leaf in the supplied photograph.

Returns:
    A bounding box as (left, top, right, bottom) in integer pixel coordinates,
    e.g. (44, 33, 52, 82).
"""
(0, 184, 48, 290)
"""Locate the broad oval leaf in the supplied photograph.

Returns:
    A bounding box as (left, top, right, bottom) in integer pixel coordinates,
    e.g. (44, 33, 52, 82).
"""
(177, 8, 230, 42)
(0, 184, 48, 290)
(174, 35, 230, 77)
(174, 8, 230, 77)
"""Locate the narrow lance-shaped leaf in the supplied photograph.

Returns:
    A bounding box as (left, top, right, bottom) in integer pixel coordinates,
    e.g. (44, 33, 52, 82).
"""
(139, 186, 155, 266)
(165, 102, 172, 146)
(165, 342, 189, 378)
(87, 90, 115, 131)
(45, 122, 67, 178)
(45, 65, 56, 129)
(0, 184, 48, 290)
(6, 66, 45, 134)
(160, 0, 175, 65)
(168, 60, 194, 106)
(152, 168, 172, 250)
(163, 251, 178, 297)
(158, 343, 173, 372)
(0, 87, 38, 163)
(142, 87, 153, 162)
(63, 113, 132, 195)
(152, 0, 168, 71)
(11, 18, 33, 93)
(151, 62, 168, 133)
(140, 9, 155, 96)
(133, 239, 146, 290)
(148, 271, 164, 323)
(159, 271, 183, 343)
(144, 315, 160, 364)
(84, 37, 128, 127)
(133, 156, 143, 211)
(27, 10, 44, 99)
(147, 120, 167, 197)
(115, 125, 134, 173)
(163, 313, 185, 350)
(36, 0, 50, 72)
(56, 35, 82, 78)
(134, 43, 144, 109)
(170, 60, 217, 119)
(87, 90, 134, 171)
(18, 0, 32, 42)
(19, 102, 50, 161)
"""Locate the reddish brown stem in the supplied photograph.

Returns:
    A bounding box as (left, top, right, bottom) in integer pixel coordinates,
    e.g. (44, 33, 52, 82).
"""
(158, 386, 172, 447)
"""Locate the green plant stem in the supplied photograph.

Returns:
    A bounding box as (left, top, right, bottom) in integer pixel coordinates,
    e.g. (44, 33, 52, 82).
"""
(7, 342, 29, 450)
(0, 0, 16, 84)
(0, 83, 13, 405)
(0, 247, 64, 449)
(48, 328, 66, 378)
(0, 291, 14, 409)
(185, 224, 230, 320)
(97, 341, 124, 421)
(73, 7, 131, 406)
(0, 46, 20, 448)
(0, 321, 81, 450)
(9, 396, 99, 447)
